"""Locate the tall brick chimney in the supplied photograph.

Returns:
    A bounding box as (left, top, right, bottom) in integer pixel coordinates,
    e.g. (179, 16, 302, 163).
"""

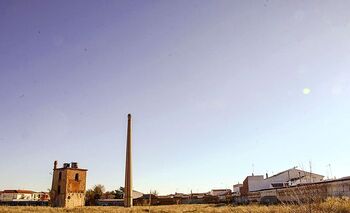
(124, 114, 133, 207)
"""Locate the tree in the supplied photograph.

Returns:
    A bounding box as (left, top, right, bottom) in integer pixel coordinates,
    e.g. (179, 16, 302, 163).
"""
(85, 189, 95, 206)
(85, 184, 106, 206)
(93, 184, 105, 199)
(114, 186, 124, 199)
(101, 191, 115, 199)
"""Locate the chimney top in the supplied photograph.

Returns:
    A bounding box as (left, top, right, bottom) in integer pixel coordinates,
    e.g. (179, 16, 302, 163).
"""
(54, 161, 58, 170)
(71, 162, 78, 168)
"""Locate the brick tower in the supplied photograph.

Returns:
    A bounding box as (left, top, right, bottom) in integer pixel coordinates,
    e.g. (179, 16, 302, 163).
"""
(124, 113, 133, 207)
(50, 161, 87, 208)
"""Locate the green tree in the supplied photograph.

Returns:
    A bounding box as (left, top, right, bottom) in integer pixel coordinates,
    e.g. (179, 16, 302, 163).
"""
(114, 186, 124, 199)
(85, 184, 105, 206)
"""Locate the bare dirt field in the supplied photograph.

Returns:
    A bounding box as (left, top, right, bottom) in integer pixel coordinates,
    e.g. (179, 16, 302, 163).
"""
(1, 198, 350, 213)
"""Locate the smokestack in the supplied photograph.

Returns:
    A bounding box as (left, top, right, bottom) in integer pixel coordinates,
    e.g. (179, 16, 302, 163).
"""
(124, 114, 133, 207)
(54, 160, 57, 170)
(71, 162, 78, 168)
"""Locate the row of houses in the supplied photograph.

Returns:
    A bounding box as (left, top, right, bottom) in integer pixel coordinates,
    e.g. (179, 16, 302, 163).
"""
(2, 167, 348, 206)
(0, 190, 49, 202)
(232, 167, 350, 204)
(97, 167, 346, 206)
(97, 189, 233, 206)
(234, 167, 324, 196)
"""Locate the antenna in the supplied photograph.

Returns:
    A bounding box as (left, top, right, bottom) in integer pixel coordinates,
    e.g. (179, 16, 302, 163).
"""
(328, 164, 333, 179)
(309, 161, 312, 183)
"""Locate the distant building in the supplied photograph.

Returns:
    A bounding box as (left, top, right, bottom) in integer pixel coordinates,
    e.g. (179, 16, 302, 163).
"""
(233, 184, 243, 196)
(210, 189, 232, 202)
(210, 189, 232, 196)
(96, 199, 124, 206)
(131, 190, 143, 199)
(97, 190, 144, 206)
(240, 167, 324, 196)
(190, 192, 207, 199)
(34, 192, 50, 201)
(0, 190, 36, 201)
(50, 161, 87, 208)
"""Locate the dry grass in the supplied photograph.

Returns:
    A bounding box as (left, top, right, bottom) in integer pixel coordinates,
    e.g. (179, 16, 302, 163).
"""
(0, 198, 350, 213)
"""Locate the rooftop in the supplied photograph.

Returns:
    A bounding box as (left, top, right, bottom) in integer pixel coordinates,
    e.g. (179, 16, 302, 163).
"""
(2, 190, 35, 194)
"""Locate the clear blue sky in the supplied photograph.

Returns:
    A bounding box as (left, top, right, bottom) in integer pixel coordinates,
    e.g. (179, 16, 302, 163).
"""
(1, 0, 350, 195)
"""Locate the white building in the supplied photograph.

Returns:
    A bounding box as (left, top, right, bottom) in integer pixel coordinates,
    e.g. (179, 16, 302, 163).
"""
(242, 168, 324, 194)
(132, 190, 144, 199)
(0, 190, 36, 201)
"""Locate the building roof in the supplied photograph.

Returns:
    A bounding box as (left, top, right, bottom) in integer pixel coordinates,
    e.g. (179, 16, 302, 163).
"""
(211, 189, 231, 191)
(157, 195, 174, 198)
(338, 176, 350, 180)
(191, 192, 208, 195)
(55, 167, 88, 171)
(267, 167, 324, 179)
(3, 190, 35, 194)
(252, 176, 350, 192)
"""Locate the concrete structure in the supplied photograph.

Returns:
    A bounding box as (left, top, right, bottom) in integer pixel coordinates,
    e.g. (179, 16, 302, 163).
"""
(34, 192, 50, 201)
(0, 190, 35, 201)
(190, 192, 207, 199)
(210, 189, 232, 197)
(124, 113, 133, 207)
(50, 161, 87, 208)
(210, 189, 232, 202)
(233, 184, 243, 196)
(241, 167, 324, 196)
(247, 176, 350, 204)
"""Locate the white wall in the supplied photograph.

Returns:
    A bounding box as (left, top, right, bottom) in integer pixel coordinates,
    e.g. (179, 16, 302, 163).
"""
(248, 169, 324, 192)
(247, 176, 265, 192)
(0, 193, 34, 201)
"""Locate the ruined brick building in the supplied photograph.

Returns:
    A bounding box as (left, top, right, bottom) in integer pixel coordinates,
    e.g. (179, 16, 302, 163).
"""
(50, 161, 87, 208)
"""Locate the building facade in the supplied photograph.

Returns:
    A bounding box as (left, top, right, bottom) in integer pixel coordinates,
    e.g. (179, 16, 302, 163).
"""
(233, 184, 243, 196)
(50, 161, 87, 208)
(0, 190, 35, 201)
(240, 168, 324, 196)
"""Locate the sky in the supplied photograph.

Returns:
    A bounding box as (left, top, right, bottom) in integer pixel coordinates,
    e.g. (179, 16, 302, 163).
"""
(1, 0, 350, 195)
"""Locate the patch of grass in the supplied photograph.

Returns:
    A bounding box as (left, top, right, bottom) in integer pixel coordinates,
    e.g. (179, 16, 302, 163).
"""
(0, 198, 349, 213)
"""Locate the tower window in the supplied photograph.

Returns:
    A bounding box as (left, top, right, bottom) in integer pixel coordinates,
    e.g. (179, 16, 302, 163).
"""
(59, 172, 62, 180)
(58, 185, 61, 194)
(75, 173, 79, 181)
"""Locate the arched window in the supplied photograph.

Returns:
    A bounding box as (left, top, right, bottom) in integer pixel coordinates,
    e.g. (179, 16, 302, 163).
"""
(75, 173, 79, 181)
(58, 185, 61, 194)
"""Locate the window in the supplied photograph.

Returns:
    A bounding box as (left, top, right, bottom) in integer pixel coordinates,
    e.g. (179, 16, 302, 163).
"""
(75, 173, 79, 181)
(59, 172, 62, 180)
(58, 185, 61, 194)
